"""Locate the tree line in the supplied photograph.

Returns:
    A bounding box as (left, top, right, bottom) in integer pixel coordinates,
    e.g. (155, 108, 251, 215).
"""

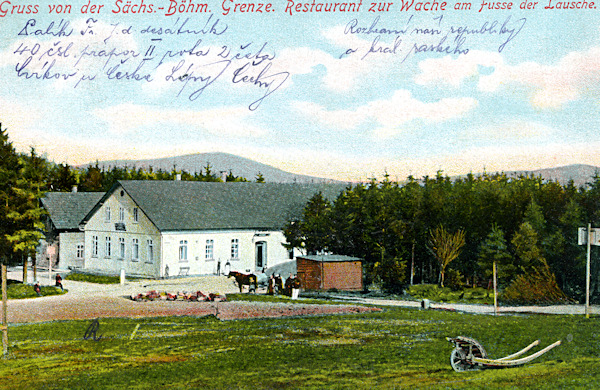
(284, 172, 600, 303)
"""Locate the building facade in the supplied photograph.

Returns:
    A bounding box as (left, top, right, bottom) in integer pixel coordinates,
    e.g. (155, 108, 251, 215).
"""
(43, 180, 346, 278)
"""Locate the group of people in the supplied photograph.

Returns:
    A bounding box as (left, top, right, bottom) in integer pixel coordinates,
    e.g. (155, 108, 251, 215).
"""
(267, 273, 301, 298)
(33, 274, 63, 297)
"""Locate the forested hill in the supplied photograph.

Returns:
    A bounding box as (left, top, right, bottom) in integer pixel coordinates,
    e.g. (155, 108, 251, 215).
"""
(81, 152, 342, 184)
(450, 164, 600, 188)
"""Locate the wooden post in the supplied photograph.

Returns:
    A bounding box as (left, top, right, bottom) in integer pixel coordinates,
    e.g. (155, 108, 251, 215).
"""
(22, 255, 27, 284)
(410, 242, 415, 285)
(586, 223, 591, 318)
(493, 261, 498, 316)
(32, 257, 37, 284)
(2, 263, 8, 356)
(48, 257, 52, 286)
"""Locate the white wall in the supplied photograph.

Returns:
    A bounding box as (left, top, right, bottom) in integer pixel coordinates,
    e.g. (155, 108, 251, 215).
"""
(83, 188, 162, 278)
(58, 232, 84, 269)
(161, 230, 292, 277)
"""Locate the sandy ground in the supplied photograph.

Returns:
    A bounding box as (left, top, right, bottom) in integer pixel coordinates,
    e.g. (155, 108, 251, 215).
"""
(3, 269, 379, 323)
(2, 268, 598, 323)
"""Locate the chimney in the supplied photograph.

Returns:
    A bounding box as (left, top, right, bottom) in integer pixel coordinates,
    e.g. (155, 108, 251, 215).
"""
(72, 185, 78, 193)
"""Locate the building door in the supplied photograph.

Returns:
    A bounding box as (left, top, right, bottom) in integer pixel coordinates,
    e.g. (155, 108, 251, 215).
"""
(255, 241, 267, 271)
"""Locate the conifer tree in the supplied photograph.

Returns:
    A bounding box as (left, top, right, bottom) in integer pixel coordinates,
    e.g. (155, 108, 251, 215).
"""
(0, 124, 20, 266)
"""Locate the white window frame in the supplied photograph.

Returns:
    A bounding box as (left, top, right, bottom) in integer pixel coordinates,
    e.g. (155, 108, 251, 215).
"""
(76, 244, 84, 259)
(91, 236, 98, 257)
(133, 207, 139, 223)
(146, 239, 154, 263)
(105, 206, 111, 222)
(132, 238, 139, 261)
(231, 238, 239, 260)
(205, 239, 214, 261)
(119, 206, 125, 222)
(105, 237, 112, 258)
(179, 240, 188, 262)
(119, 237, 125, 260)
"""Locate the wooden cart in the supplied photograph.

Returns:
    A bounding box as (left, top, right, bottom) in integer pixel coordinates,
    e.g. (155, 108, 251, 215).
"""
(447, 336, 561, 372)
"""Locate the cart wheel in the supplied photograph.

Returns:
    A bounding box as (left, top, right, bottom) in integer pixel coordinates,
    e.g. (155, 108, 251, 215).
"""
(450, 348, 472, 372)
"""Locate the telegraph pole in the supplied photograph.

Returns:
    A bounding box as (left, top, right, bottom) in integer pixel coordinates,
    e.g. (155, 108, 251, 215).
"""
(579, 224, 593, 318)
(493, 261, 498, 316)
(586, 223, 591, 318)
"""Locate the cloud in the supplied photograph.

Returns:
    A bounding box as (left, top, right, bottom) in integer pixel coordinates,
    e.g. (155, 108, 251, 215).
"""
(293, 90, 478, 138)
(415, 47, 600, 109)
(272, 23, 400, 92)
(94, 103, 268, 137)
(415, 50, 503, 87)
(462, 120, 555, 142)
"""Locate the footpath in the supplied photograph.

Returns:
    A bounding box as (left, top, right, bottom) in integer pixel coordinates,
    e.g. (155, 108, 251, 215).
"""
(334, 295, 600, 316)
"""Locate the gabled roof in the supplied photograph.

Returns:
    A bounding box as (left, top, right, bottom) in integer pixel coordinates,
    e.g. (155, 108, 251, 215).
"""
(83, 180, 349, 232)
(41, 192, 105, 230)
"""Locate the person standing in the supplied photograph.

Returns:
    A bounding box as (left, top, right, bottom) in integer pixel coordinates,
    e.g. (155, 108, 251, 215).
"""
(34, 281, 42, 297)
(55, 274, 64, 291)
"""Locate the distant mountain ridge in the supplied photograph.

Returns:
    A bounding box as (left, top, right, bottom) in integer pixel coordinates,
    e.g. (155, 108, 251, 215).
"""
(83, 154, 600, 187)
(83, 152, 344, 184)
(503, 164, 600, 187)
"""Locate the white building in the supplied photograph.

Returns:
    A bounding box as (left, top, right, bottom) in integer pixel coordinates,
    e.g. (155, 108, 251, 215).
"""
(43, 180, 346, 278)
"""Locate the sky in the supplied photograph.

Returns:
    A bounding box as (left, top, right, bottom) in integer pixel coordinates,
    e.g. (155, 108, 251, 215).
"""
(1, 1, 599, 182)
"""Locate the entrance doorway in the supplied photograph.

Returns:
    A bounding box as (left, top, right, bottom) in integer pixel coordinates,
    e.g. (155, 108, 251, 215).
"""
(255, 241, 267, 271)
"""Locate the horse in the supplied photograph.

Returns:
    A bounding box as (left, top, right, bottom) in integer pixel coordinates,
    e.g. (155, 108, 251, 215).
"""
(228, 271, 258, 293)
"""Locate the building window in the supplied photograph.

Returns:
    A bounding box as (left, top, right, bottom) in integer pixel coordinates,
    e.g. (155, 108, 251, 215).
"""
(133, 207, 139, 223)
(132, 238, 139, 261)
(205, 239, 214, 260)
(76, 244, 84, 259)
(119, 206, 125, 222)
(92, 236, 98, 257)
(179, 240, 188, 262)
(119, 238, 125, 260)
(231, 239, 239, 259)
(147, 240, 154, 263)
(105, 206, 111, 222)
(105, 237, 112, 258)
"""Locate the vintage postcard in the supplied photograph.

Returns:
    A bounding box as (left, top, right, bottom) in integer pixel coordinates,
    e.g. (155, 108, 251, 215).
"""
(0, 0, 598, 388)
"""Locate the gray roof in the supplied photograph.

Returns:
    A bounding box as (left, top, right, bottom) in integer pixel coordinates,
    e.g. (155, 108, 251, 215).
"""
(85, 180, 348, 232)
(298, 255, 363, 262)
(41, 192, 105, 230)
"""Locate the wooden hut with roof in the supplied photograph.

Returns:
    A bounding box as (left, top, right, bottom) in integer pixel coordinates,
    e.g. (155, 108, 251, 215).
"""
(296, 254, 363, 291)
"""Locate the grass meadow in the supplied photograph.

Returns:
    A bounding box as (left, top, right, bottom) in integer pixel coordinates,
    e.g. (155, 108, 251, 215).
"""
(1, 303, 599, 389)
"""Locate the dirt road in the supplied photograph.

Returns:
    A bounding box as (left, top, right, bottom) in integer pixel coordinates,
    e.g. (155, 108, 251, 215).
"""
(3, 271, 379, 323)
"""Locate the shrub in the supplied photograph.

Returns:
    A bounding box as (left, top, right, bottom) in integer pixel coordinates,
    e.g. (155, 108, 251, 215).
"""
(372, 256, 407, 294)
(65, 272, 121, 284)
(501, 262, 572, 304)
(444, 268, 464, 291)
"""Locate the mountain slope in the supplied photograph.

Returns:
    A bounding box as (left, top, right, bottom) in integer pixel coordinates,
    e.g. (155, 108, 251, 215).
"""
(505, 164, 600, 187)
(84, 152, 342, 184)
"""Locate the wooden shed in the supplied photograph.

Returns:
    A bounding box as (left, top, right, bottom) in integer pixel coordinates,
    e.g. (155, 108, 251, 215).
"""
(296, 255, 363, 291)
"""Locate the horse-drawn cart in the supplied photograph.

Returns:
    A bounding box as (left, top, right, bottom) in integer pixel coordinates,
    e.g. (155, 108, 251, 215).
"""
(447, 336, 561, 372)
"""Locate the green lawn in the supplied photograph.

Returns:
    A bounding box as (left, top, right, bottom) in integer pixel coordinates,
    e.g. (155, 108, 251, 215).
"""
(5, 281, 65, 299)
(1, 305, 598, 389)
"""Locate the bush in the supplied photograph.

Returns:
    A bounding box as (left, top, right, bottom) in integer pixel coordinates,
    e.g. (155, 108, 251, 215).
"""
(444, 268, 464, 291)
(501, 263, 572, 304)
(372, 256, 407, 294)
(65, 272, 121, 284)
(406, 284, 450, 301)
